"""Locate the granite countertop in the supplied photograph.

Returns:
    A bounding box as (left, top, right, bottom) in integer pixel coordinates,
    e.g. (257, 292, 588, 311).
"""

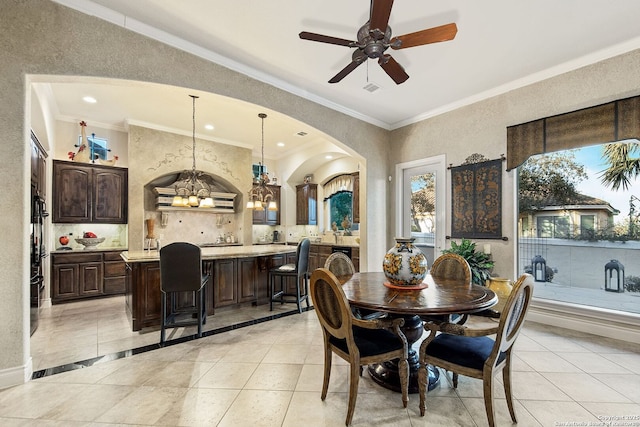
(287, 240, 360, 248)
(50, 246, 127, 254)
(121, 244, 296, 262)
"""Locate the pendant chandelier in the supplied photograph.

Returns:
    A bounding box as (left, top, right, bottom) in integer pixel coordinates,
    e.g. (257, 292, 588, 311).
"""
(247, 113, 277, 211)
(171, 95, 215, 208)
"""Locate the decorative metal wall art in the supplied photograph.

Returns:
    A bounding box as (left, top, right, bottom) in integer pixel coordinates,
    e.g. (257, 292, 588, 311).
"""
(450, 154, 505, 240)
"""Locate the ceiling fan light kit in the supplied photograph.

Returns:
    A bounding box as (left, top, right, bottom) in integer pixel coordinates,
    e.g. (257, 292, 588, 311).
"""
(299, 0, 457, 84)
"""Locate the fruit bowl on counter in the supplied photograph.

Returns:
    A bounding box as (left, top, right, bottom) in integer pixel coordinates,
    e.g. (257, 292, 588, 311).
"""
(75, 237, 105, 249)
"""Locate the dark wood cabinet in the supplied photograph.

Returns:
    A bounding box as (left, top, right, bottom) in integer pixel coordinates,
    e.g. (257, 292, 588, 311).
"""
(238, 257, 258, 302)
(214, 258, 238, 307)
(309, 244, 358, 271)
(52, 252, 103, 302)
(52, 160, 128, 224)
(318, 245, 332, 270)
(126, 261, 162, 330)
(252, 184, 281, 225)
(352, 172, 360, 224)
(125, 255, 280, 331)
(352, 247, 360, 272)
(296, 183, 317, 225)
(52, 251, 127, 303)
(103, 251, 126, 295)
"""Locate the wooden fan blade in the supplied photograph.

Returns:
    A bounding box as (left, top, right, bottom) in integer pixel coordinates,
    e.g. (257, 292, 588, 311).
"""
(391, 23, 458, 49)
(329, 53, 367, 83)
(378, 54, 409, 84)
(370, 0, 394, 39)
(299, 31, 355, 47)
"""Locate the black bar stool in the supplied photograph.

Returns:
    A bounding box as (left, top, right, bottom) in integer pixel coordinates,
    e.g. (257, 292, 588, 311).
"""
(159, 242, 209, 344)
(269, 238, 311, 313)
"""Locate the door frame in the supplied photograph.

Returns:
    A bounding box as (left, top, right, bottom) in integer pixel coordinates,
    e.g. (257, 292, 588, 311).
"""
(395, 155, 446, 256)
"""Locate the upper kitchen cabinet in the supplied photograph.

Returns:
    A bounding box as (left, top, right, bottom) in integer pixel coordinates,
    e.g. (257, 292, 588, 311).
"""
(53, 160, 128, 224)
(252, 184, 280, 225)
(352, 172, 360, 224)
(296, 183, 317, 225)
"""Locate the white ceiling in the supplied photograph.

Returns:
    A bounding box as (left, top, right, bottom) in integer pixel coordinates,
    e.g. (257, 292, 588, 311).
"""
(46, 0, 640, 159)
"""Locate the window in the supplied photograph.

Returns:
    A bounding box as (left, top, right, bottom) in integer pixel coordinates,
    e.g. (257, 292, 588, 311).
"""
(536, 215, 570, 238)
(580, 215, 595, 238)
(78, 135, 109, 160)
(329, 191, 353, 230)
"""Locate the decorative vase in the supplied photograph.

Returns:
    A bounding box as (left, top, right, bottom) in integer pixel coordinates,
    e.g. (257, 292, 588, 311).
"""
(145, 218, 155, 239)
(487, 277, 513, 313)
(382, 237, 428, 286)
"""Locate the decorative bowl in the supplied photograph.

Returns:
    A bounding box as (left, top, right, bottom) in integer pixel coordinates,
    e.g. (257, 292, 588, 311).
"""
(75, 237, 105, 249)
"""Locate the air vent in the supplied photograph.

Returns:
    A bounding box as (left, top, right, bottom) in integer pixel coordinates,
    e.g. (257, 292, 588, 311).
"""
(363, 82, 381, 93)
(296, 131, 308, 137)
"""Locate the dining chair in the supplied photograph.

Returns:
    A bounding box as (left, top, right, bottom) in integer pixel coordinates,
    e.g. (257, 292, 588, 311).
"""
(159, 242, 210, 345)
(310, 268, 409, 426)
(429, 253, 473, 324)
(417, 273, 534, 427)
(324, 252, 384, 321)
(269, 238, 311, 313)
(430, 253, 472, 284)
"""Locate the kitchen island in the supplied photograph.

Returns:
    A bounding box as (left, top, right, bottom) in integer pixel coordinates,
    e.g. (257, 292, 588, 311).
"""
(121, 244, 297, 331)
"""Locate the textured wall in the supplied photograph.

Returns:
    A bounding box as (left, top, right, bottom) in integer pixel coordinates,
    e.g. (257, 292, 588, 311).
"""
(0, 0, 388, 384)
(389, 49, 640, 279)
(129, 125, 251, 250)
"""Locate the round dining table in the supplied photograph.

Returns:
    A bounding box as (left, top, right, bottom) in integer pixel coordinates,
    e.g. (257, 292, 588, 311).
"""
(340, 271, 497, 393)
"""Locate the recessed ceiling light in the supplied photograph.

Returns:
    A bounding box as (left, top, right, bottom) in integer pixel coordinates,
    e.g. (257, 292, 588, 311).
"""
(204, 124, 214, 130)
(325, 155, 333, 160)
(82, 96, 97, 104)
(277, 142, 285, 147)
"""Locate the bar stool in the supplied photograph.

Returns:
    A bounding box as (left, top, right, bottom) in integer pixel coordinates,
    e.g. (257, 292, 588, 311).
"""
(269, 238, 311, 313)
(159, 242, 209, 345)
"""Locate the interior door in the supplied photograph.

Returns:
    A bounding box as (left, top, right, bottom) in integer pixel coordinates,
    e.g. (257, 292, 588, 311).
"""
(397, 156, 445, 267)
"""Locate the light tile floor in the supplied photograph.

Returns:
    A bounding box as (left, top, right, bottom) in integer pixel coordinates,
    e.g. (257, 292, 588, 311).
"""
(4, 297, 640, 426)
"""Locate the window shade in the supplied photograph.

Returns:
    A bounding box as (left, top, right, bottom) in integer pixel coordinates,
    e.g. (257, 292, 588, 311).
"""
(506, 95, 640, 170)
(323, 174, 353, 200)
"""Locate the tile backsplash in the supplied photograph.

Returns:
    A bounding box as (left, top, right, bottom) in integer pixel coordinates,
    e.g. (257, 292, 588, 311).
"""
(52, 224, 128, 250)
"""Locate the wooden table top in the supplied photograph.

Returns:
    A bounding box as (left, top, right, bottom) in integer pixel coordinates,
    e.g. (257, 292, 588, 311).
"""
(341, 272, 497, 316)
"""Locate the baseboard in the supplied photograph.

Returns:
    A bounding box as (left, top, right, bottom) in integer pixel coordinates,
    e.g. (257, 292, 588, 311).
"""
(0, 357, 33, 389)
(528, 299, 640, 344)
(41, 298, 52, 309)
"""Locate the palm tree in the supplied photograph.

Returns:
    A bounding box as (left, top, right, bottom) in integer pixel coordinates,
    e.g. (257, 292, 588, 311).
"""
(599, 142, 640, 191)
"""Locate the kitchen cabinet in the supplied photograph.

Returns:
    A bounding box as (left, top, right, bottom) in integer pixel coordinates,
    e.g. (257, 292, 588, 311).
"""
(252, 184, 280, 225)
(125, 254, 279, 330)
(213, 258, 237, 307)
(238, 257, 258, 302)
(52, 250, 127, 303)
(352, 172, 360, 224)
(352, 247, 360, 272)
(52, 252, 104, 302)
(126, 261, 162, 330)
(296, 183, 317, 225)
(103, 251, 126, 294)
(53, 160, 128, 224)
(309, 244, 358, 271)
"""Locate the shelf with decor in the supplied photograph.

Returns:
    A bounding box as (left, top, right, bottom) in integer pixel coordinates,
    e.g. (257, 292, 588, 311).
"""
(153, 187, 237, 213)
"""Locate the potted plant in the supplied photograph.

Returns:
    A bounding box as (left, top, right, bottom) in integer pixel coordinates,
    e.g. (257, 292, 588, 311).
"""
(442, 238, 494, 285)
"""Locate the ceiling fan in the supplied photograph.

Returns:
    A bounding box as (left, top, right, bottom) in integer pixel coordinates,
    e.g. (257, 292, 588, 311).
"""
(299, 0, 457, 84)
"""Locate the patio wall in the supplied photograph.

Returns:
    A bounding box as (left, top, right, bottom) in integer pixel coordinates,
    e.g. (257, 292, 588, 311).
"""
(520, 238, 640, 290)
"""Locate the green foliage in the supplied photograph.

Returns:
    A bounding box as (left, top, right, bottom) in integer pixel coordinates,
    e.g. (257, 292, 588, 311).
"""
(442, 238, 495, 285)
(625, 275, 640, 293)
(329, 191, 352, 229)
(518, 151, 588, 213)
(599, 142, 640, 191)
(410, 173, 435, 231)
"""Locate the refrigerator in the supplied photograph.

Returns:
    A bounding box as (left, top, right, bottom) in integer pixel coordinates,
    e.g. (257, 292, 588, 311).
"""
(30, 189, 48, 335)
